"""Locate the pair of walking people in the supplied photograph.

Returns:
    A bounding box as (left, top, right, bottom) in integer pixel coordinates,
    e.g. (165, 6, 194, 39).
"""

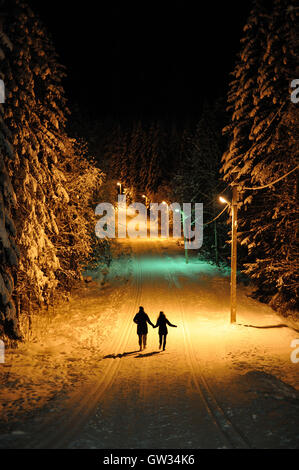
(133, 306, 177, 351)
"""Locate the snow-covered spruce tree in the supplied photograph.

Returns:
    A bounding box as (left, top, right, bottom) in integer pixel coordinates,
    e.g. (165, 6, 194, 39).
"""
(54, 138, 104, 290)
(107, 123, 134, 193)
(172, 102, 229, 263)
(108, 120, 166, 199)
(0, 20, 21, 339)
(0, 0, 103, 336)
(222, 0, 299, 313)
(1, 1, 68, 313)
(126, 121, 147, 194)
(109, 124, 129, 184)
(145, 122, 165, 195)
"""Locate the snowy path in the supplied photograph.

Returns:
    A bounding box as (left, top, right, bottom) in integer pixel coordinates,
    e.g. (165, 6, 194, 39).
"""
(0, 239, 298, 449)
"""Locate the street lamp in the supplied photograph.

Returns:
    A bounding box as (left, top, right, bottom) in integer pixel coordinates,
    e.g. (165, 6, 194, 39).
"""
(117, 182, 122, 194)
(219, 185, 238, 323)
(219, 196, 229, 205)
(175, 208, 189, 264)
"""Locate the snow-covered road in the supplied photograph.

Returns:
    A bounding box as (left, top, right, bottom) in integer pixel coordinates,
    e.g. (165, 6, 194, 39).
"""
(1, 238, 298, 449)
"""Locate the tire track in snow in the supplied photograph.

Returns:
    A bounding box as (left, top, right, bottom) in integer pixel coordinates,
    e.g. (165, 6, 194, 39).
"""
(155, 240, 251, 449)
(25, 245, 143, 449)
(131, 242, 164, 446)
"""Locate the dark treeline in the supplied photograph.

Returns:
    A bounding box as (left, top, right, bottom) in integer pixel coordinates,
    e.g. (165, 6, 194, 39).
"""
(79, 0, 298, 315)
(73, 102, 230, 265)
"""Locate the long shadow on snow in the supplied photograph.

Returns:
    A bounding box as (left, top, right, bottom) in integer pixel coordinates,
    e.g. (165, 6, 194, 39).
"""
(238, 323, 299, 333)
(103, 350, 139, 359)
(135, 351, 162, 358)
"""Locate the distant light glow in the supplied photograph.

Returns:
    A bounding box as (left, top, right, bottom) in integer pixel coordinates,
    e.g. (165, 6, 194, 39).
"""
(219, 196, 229, 205)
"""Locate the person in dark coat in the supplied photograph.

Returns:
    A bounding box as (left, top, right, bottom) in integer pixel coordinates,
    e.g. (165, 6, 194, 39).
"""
(133, 306, 155, 351)
(154, 311, 177, 350)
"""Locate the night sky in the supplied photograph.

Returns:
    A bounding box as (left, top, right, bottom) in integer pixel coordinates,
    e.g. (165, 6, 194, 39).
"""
(28, 1, 253, 118)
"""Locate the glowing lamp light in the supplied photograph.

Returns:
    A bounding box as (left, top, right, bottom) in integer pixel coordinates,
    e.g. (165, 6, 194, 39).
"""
(219, 196, 229, 205)
(117, 182, 121, 186)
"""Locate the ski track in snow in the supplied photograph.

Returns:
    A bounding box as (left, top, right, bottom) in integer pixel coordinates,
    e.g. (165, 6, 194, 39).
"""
(0, 238, 298, 449)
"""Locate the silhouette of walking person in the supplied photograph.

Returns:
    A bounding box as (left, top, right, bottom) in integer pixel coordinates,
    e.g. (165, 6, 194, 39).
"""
(154, 311, 177, 350)
(133, 306, 155, 351)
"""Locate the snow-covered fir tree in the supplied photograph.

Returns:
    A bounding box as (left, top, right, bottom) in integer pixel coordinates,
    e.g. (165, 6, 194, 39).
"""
(222, 0, 299, 312)
(108, 120, 171, 200)
(173, 102, 229, 263)
(0, 0, 103, 338)
(0, 19, 21, 338)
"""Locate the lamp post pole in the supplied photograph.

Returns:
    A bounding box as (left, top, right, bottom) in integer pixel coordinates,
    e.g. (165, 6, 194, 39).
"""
(230, 184, 238, 323)
(142, 195, 149, 207)
(182, 211, 189, 265)
(175, 208, 189, 264)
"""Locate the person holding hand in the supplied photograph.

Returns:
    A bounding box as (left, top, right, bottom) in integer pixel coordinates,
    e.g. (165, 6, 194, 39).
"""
(154, 311, 177, 351)
(133, 306, 155, 351)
